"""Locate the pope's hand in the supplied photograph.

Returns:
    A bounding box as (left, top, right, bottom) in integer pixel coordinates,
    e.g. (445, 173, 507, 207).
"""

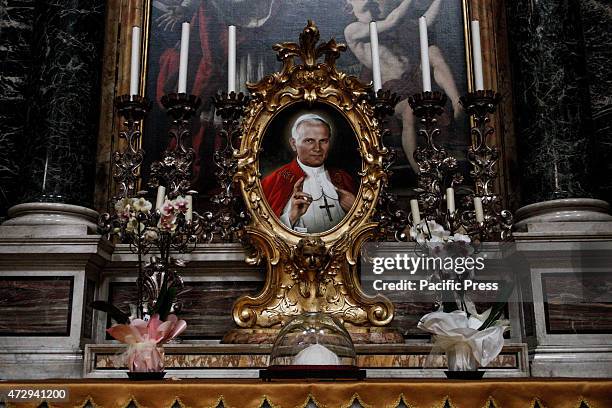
(336, 187, 356, 212)
(289, 177, 312, 227)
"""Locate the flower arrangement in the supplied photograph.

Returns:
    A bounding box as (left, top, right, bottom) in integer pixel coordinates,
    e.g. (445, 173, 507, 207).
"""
(111, 195, 192, 240)
(410, 219, 513, 372)
(107, 314, 186, 372)
(93, 277, 187, 374)
(418, 309, 509, 371)
(410, 219, 473, 258)
(159, 196, 191, 233)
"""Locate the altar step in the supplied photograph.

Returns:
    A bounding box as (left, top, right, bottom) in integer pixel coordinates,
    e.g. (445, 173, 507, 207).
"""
(84, 343, 529, 378)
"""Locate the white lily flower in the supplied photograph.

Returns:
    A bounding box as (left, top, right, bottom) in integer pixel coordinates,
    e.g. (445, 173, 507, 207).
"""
(418, 310, 509, 368)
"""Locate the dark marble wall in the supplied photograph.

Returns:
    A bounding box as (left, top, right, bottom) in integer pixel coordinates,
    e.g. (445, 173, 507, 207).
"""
(579, 0, 612, 205)
(108, 281, 265, 339)
(506, 0, 595, 204)
(0, 1, 35, 219)
(19, 0, 105, 206)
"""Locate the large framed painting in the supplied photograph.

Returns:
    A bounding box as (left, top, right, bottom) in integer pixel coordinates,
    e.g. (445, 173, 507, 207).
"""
(95, 0, 517, 213)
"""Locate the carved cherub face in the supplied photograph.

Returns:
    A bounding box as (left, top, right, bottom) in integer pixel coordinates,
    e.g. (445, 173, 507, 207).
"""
(294, 237, 330, 272)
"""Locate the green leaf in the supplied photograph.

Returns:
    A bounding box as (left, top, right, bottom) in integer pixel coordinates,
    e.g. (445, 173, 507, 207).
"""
(91, 301, 130, 324)
(478, 280, 515, 330)
(153, 286, 177, 320)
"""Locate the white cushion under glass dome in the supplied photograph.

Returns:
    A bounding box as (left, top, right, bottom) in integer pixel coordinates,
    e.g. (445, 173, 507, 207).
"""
(269, 312, 357, 366)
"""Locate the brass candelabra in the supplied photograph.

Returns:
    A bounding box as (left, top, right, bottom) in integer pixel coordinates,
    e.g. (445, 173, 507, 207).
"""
(406, 89, 512, 243)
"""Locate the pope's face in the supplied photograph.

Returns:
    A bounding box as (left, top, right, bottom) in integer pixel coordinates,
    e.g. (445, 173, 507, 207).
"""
(291, 124, 330, 167)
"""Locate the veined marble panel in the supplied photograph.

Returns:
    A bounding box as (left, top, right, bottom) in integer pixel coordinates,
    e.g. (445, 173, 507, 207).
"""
(0, 276, 73, 335)
(87, 343, 526, 375)
(81, 278, 96, 339)
(542, 272, 612, 334)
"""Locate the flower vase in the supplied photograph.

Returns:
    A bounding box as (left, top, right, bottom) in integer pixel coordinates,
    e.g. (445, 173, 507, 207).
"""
(446, 342, 477, 371)
(126, 342, 166, 380)
(444, 342, 484, 379)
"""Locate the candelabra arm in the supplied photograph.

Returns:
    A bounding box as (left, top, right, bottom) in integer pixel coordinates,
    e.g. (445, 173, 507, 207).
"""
(149, 93, 202, 199)
(368, 90, 410, 241)
(197, 91, 251, 242)
(408, 91, 463, 230)
(459, 90, 513, 242)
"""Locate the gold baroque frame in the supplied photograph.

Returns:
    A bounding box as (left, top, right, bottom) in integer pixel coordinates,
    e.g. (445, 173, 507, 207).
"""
(227, 21, 398, 341)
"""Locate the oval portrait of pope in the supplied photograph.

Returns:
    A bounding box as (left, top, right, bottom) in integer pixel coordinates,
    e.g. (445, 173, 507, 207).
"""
(259, 102, 361, 234)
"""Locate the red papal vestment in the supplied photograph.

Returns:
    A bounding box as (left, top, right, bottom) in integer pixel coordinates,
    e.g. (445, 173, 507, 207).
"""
(261, 159, 357, 222)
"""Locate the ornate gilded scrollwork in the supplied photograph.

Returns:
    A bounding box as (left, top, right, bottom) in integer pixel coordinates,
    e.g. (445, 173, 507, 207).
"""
(226, 21, 399, 343)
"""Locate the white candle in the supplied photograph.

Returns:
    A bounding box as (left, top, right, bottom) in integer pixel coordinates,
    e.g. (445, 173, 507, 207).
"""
(369, 22, 382, 91)
(155, 186, 166, 210)
(418, 16, 432, 92)
(410, 199, 421, 225)
(446, 188, 455, 213)
(228, 25, 237, 93)
(186, 195, 193, 222)
(471, 20, 485, 91)
(178, 22, 190, 93)
(129, 26, 141, 96)
(474, 197, 485, 223)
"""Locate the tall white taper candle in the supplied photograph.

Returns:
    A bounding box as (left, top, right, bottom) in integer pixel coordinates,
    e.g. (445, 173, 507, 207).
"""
(418, 16, 432, 92)
(474, 197, 485, 223)
(471, 20, 485, 91)
(446, 188, 455, 213)
(369, 21, 382, 91)
(410, 199, 421, 225)
(186, 195, 193, 222)
(129, 26, 141, 96)
(155, 186, 166, 210)
(178, 22, 190, 93)
(228, 25, 237, 93)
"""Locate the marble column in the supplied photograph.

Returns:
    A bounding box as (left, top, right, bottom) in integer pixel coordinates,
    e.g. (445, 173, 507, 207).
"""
(579, 0, 612, 205)
(506, 0, 594, 205)
(0, 1, 35, 219)
(19, 0, 105, 207)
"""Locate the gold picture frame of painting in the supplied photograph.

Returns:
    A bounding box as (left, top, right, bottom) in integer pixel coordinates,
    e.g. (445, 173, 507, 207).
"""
(224, 21, 402, 344)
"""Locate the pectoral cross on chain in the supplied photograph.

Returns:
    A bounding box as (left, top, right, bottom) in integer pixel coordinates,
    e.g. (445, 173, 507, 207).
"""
(319, 192, 335, 222)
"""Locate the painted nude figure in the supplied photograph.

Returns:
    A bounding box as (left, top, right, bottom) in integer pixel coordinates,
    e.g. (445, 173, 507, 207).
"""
(344, 0, 462, 172)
